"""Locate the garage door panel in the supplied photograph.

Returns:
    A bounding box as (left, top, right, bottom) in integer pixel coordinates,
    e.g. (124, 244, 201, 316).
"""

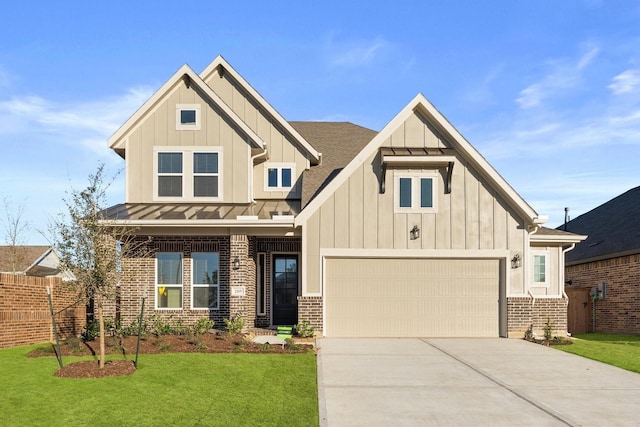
(325, 258, 500, 337)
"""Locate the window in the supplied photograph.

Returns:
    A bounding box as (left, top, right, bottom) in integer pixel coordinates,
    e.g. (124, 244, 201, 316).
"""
(193, 152, 219, 197)
(532, 251, 549, 286)
(158, 152, 183, 197)
(191, 252, 219, 309)
(156, 253, 183, 309)
(265, 164, 295, 191)
(154, 147, 222, 201)
(176, 104, 201, 130)
(394, 173, 437, 212)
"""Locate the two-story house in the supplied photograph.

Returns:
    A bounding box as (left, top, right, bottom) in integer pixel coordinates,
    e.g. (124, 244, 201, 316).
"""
(104, 56, 585, 338)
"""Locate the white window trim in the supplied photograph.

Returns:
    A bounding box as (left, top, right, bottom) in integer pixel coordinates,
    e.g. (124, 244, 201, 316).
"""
(176, 104, 201, 130)
(153, 146, 223, 202)
(531, 250, 550, 288)
(393, 171, 438, 213)
(264, 163, 296, 192)
(155, 252, 183, 310)
(256, 252, 267, 316)
(190, 252, 220, 310)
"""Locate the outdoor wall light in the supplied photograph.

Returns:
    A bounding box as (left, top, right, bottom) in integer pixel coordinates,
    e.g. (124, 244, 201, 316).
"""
(410, 225, 421, 240)
(233, 257, 241, 270)
(511, 253, 522, 269)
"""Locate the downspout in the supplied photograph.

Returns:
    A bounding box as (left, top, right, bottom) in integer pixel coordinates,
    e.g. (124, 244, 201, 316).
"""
(249, 144, 268, 204)
(561, 243, 576, 299)
(525, 218, 545, 308)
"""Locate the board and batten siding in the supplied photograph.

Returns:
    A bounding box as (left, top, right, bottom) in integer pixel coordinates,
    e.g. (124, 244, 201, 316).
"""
(303, 111, 527, 295)
(204, 67, 310, 200)
(126, 83, 250, 203)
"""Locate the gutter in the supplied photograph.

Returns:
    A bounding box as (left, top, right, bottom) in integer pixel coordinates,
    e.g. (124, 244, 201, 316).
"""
(249, 144, 269, 203)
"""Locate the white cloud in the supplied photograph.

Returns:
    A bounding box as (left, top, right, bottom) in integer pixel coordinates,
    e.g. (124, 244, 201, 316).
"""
(326, 35, 391, 68)
(516, 47, 599, 109)
(0, 86, 152, 154)
(608, 69, 640, 94)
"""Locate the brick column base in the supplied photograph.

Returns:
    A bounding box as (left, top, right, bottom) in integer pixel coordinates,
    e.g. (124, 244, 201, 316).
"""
(507, 297, 568, 338)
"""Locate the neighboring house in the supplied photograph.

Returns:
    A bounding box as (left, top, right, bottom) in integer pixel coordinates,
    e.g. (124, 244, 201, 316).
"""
(563, 186, 640, 335)
(0, 245, 72, 279)
(103, 55, 585, 338)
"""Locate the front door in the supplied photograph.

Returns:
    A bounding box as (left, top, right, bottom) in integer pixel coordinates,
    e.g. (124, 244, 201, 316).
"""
(273, 255, 298, 325)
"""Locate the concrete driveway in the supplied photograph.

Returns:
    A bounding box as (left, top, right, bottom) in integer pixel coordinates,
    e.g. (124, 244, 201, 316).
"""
(316, 338, 640, 426)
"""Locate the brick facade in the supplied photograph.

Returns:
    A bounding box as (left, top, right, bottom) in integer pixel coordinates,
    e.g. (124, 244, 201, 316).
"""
(0, 273, 86, 348)
(114, 235, 302, 331)
(507, 296, 568, 338)
(297, 296, 323, 334)
(565, 254, 640, 335)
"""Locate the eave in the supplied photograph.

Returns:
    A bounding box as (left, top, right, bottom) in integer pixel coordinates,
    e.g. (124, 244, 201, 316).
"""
(108, 64, 267, 157)
(200, 56, 322, 165)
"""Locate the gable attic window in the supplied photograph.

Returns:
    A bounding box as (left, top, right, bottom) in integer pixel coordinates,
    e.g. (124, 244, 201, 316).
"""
(394, 172, 437, 213)
(176, 104, 201, 130)
(265, 163, 295, 191)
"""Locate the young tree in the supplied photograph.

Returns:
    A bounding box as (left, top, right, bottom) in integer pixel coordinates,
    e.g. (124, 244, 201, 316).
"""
(49, 164, 149, 369)
(2, 197, 30, 273)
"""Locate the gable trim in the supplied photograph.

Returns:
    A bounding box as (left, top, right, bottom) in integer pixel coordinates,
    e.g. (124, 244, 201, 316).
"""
(200, 56, 322, 165)
(108, 64, 267, 153)
(295, 93, 541, 226)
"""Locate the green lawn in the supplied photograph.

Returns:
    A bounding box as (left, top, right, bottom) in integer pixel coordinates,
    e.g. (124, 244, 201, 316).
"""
(556, 333, 640, 373)
(0, 344, 319, 427)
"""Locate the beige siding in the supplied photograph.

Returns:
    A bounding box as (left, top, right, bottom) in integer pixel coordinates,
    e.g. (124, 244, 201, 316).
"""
(324, 258, 501, 337)
(204, 67, 309, 200)
(125, 83, 252, 203)
(303, 112, 527, 295)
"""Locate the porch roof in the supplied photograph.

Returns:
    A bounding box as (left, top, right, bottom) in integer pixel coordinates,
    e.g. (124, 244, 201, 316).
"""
(102, 199, 300, 221)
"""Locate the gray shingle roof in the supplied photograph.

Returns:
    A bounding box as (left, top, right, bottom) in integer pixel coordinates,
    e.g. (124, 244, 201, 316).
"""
(0, 245, 50, 273)
(289, 121, 377, 207)
(561, 185, 640, 263)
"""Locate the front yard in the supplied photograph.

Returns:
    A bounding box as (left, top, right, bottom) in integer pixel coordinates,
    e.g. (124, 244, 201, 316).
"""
(555, 333, 640, 373)
(0, 344, 319, 426)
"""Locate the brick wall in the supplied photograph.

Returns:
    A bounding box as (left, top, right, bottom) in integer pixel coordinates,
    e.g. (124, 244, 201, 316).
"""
(566, 254, 640, 335)
(114, 236, 231, 328)
(507, 297, 568, 338)
(0, 273, 86, 348)
(115, 235, 302, 331)
(297, 296, 323, 335)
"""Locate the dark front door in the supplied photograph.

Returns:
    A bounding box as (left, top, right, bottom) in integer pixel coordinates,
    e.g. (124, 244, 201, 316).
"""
(273, 255, 298, 325)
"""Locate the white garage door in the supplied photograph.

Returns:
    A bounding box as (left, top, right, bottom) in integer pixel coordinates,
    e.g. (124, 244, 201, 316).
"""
(324, 258, 500, 337)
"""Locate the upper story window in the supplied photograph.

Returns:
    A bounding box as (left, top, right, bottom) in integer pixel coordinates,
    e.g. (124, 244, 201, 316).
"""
(394, 172, 437, 213)
(265, 163, 295, 191)
(158, 152, 183, 197)
(532, 251, 549, 286)
(176, 104, 201, 130)
(194, 152, 219, 197)
(154, 147, 222, 201)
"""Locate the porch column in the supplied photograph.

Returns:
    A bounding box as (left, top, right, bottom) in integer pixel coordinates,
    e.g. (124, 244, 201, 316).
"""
(229, 234, 256, 331)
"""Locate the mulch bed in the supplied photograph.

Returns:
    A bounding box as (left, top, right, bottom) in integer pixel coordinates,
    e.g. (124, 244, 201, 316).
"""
(29, 333, 314, 379)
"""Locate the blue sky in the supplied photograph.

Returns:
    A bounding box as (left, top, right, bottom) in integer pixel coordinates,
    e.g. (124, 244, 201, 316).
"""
(1, 1, 639, 244)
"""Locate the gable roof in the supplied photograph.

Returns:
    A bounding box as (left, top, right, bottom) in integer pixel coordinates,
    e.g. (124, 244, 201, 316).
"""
(289, 121, 377, 207)
(295, 93, 544, 226)
(108, 63, 268, 157)
(0, 245, 50, 273)
(531, 227, 586, 244)
(200, 56, 322, 165)
(562, 185, 640, 264)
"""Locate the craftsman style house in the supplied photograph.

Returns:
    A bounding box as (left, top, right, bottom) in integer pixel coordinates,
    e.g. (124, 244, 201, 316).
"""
(105, 56, 585, 337)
